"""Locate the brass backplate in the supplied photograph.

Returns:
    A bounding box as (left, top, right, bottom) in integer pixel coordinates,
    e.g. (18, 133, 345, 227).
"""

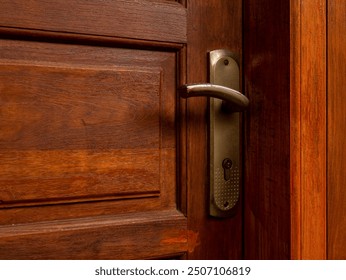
(209, 49, 241, 217)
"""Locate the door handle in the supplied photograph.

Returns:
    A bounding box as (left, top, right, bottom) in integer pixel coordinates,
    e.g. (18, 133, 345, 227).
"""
(178, 83, 249, 112)
(179, 49, 248, 217)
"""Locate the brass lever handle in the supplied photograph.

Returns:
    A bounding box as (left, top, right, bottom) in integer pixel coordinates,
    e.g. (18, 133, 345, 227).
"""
(178, 83, 249, 112)
(179, 49, 247, 217)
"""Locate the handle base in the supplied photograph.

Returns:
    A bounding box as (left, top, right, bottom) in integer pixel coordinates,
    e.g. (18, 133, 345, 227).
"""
(208, 49, 242, 218)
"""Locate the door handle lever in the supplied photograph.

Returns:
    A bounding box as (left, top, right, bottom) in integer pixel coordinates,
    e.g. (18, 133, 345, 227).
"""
(178, 83, 249, 112)
(179, 49, 247, 217)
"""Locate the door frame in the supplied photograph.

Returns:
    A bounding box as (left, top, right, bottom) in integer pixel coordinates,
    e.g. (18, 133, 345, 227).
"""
(290, 0, 327, 259)
(243, 0, 327, 259)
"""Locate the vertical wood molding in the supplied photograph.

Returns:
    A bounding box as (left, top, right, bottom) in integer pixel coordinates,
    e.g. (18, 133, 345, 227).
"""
(290, 0, 327, 259)
(290, 0, 302, 259)
(327, 0, 346, 260)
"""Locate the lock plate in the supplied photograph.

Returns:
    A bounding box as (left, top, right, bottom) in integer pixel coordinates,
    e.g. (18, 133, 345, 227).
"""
(209, 50, 241, 217)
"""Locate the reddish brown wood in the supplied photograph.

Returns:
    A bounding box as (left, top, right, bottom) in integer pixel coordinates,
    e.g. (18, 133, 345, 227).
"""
(290, 0, 327, 260)
(300, 0, 327, 260)
(186, 0, 242, 259)
(243, 0, 291, 259)
(244, 0, 327, 260)
(0, 0, 246, 260)
(0, 0, 186, 44)
(0, 197, 162, 225)
(327, 0, 346, 260)
(0, 39, 177, 217)
(0, 27, 185, 51)
(0, 0, 185, 259)
(177, 46, 188, 215)
(0, 210, 187, 259)
(0, 64, 161, 202)
(289, 0, 302, 260)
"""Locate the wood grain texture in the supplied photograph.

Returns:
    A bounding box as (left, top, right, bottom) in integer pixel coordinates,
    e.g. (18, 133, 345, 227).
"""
(289, 0, 302, 260)
(0, 64, 160, 204)
(0, 0, 187, 44)
(186, 0, 242, 259)
(300, 1, 327, 259)
(0, 64, 161, 150)
(0, 0, 187, 260)
(327, 0, 346, 260)
(243, 0, 291, 259)
(290, 0, 327, 260)
(244, 0, 328, 260)
(0, 197, 161, 225)
(0, 210, 187, 259)
(0, 150, 160, 203)
(0, 35, 179, 228)
(0, 45, 176, 209)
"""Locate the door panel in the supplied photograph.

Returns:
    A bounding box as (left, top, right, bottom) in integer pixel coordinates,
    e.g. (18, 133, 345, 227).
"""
(0, 42, 175, 213)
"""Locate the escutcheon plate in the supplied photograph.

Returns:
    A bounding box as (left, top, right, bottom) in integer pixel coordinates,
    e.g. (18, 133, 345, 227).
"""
(209, 49, 242, 217)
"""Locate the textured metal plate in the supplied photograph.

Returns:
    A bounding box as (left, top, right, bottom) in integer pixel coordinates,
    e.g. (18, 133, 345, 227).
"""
(209, 49, 241, 217)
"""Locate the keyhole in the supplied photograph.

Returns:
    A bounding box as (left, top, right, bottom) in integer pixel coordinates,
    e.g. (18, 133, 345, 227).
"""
(222, 158, 233, 181)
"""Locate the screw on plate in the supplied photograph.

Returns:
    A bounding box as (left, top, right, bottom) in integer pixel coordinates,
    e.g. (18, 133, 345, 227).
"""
(222, 158, 233, 181)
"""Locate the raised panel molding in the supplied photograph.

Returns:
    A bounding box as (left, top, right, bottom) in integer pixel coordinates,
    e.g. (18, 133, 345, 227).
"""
(0, 39, 178, 223)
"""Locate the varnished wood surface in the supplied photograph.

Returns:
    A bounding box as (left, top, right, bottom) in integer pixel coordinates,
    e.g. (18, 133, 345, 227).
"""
(289, 0, 302, 260)
(1, 0, 334, 260)
(0, 39, 177, 217)
(0, 0, 184, 259)
(290, 0, 327, 260)
(0, 0, 186, 44)
(186, 0, 242, 259)
(243, 0, 291, 259)
(327, 0, 346, 260)
(0, 0, 244, 260)
(0, 64, 161, 203)
(243, 0, 329, 260)
(0, 64, 162, 150)
(0, 210, 187, 259)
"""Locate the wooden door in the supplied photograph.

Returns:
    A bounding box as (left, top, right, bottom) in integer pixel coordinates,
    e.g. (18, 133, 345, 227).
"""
(0, 0, 242, 259)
